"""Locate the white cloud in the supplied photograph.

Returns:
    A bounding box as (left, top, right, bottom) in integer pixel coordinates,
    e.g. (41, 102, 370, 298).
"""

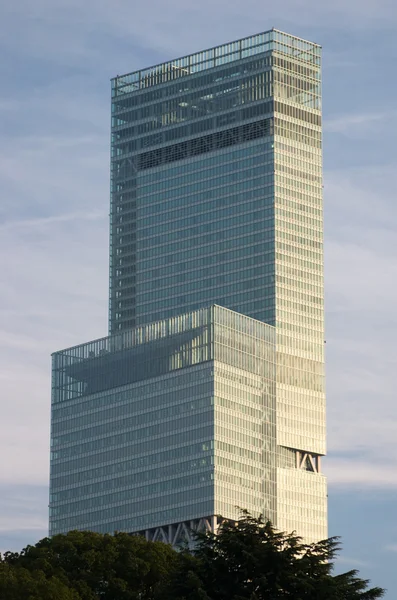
(324, 112, 395, 137)
(0, 109, 109, 488)
(323, 164, 397, 488)
(0, 485, 48, 552)
(0, 210, 106, 232)
(2, 0, 397, 75)
(0, 518, 48, 534)
(325, 460, 397, 489)
(335, 556, 370, 568)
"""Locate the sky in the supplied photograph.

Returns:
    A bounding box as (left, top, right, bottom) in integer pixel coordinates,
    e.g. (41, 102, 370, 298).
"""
(1, 0, 397, 595)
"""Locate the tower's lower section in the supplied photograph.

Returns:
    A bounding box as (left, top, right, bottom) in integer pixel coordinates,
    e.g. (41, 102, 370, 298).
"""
(50, 305, 327, 544)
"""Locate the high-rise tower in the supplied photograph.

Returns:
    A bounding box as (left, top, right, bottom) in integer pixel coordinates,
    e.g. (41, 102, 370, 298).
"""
(50, 29, 326, 544)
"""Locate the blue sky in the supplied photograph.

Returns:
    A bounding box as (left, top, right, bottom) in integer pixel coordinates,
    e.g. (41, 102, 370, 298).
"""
(1, 0, 397, 595)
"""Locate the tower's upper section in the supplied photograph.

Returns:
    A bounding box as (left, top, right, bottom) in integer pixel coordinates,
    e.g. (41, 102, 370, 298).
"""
(109, 30, 322, 334)
(112, 29, 320, 97)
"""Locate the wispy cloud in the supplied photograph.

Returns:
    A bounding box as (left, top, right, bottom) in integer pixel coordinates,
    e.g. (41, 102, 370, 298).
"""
(325, 461, 397, 489)
(0, 210, 106, 231)
(335, 556, 370, 568)
(324, 112, 394, 136)
(0, 485, 48, 552)
(2, 0, 397, 75)
(0, 125, 109, 487)
(322, 163, 397, 494)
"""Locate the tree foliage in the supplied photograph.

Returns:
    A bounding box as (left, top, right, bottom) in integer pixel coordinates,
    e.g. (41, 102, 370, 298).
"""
(166, 511, 385, 600)
(1, 531, 175, 600)
(0, 562, 79, 600)
(0, 513, 385, 599)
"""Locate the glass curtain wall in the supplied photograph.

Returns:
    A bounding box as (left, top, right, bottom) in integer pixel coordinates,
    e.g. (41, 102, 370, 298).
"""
(271, 31, 326, 542)
(50, 306, 276, 535)
(109, 32, 277, 334)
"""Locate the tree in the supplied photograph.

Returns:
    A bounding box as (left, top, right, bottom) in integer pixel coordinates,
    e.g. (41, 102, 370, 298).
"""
(160, 511, 385, 600)
(2, 530, 175, 600)
(0, 561, 79, 600)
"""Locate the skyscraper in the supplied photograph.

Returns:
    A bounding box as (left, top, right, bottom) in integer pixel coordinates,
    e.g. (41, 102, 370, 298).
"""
(50, 29, 326, 545)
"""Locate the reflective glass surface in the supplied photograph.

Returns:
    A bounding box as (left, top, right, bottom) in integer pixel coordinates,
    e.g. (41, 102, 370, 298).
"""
(109, 39, 277, 334)
(50, 306, 276, 535)
(271, 33, 326, 541)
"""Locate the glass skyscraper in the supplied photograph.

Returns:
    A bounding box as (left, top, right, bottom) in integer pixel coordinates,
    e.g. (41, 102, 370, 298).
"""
(50, 29, 327, 545)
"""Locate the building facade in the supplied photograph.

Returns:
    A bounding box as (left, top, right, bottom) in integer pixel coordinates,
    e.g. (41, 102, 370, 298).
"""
(50, 306, 278, 542)
(50, 29, 327, 544)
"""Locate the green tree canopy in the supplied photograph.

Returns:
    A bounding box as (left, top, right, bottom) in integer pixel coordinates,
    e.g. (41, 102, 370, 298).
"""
(2, 530, 175, 600)
(160, 511, 385, 600)
(1, 513, 385, 600)
(0, 561, 79, 600)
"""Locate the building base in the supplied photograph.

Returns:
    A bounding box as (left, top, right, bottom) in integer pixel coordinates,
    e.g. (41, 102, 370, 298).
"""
(143, 515, 222, 547)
